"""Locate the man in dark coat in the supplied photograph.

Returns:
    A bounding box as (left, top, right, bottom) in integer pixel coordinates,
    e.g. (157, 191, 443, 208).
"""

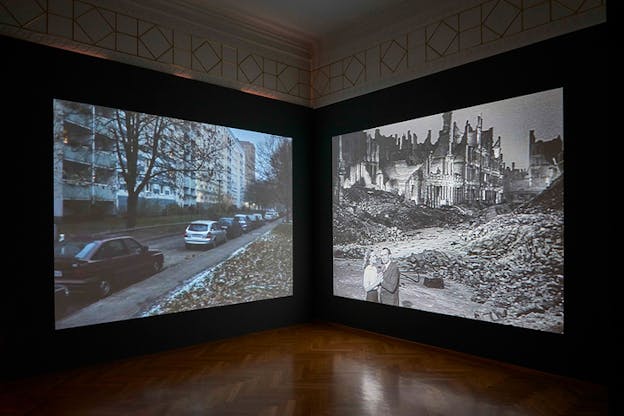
(379, 247, 400, 306)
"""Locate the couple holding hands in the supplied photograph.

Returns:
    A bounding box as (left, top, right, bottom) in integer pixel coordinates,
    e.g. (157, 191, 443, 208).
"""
(362, 247, 400, 305)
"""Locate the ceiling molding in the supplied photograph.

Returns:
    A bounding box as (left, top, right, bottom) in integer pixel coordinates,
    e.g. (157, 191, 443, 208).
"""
(96, 0, 314, 68)
(315, 0, 474, 68)
(309, 0, 607, 108)
(1, 0, 607, 109)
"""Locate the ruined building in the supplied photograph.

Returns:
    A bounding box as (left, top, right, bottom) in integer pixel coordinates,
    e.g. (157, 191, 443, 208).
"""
(502, 131, 563, 202)
(528, 131, 563, 189)
(335, 111, 505, 208)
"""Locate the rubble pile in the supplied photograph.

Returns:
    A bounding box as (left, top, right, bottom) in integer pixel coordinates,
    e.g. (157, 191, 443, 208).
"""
(346, 187, 467, 229)
(332, 181, 565, 332)
(518, 174, 564, 214)
(333, 186, 468, 246)
(402, 211, 564, 329)
(464, 213, 563, 262)
(333, 201, 402, 246)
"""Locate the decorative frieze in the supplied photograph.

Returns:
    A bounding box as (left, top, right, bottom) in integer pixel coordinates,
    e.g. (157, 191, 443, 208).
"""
(1, 0, 606, 108)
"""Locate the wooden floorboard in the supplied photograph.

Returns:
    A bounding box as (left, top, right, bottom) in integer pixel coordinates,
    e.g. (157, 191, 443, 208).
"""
(0, 322, 608, 415)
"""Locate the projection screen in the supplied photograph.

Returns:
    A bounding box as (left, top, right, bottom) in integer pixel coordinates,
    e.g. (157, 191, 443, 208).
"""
(53, 99, 293, 329)
(332, 88, 564, 334)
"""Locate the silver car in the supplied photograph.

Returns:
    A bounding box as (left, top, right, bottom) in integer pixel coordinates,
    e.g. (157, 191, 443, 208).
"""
(264, 210, 278, 220)
(184, 220, 227, 249)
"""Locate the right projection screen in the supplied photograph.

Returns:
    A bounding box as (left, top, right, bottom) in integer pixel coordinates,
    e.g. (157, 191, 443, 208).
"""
(332, 88, 564, 334)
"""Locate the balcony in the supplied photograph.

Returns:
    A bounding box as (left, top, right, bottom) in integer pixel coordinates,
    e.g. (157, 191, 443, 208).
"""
(63, 182, 116, 201)
(183, 177, 196, 188)
(64, 147, 117, 168)
(64, 112, 113, 134)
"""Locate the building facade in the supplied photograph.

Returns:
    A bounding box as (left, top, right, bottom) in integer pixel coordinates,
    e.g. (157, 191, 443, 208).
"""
(502, 131, 563, 202)
(336, 111, 506, 208)
(53, 100, 249, 218)
(53, 100, 120, 218)
(239, 141, 256, 185)
(204, 129, 246, 208)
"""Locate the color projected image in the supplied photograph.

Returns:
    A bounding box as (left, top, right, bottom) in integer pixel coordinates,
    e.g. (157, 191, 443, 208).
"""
(53, 99, 292, 329)
(332, 88, 564, 333)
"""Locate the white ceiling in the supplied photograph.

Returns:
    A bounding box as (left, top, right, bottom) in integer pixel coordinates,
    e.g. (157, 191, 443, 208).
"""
(184, 0, 412, 40)
(128, 0, 460, 53)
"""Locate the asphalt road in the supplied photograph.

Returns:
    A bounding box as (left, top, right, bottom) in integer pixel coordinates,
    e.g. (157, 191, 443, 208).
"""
(55, 220, 283, 330)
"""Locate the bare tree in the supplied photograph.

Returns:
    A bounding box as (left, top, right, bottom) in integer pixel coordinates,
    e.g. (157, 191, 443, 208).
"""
(251, 136, 292, 218)
(245, 179, 276, 209)
(105, 109, 225, 227)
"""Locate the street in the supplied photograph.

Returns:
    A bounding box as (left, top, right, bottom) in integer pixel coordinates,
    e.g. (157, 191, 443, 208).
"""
(55, 220, 284, 330)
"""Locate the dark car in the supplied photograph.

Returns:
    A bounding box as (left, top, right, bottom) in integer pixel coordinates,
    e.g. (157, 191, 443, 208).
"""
(54, 283, 70, 319)
(54, 236, 164, 298)
(245, 214, 260, 229)
(233, 214, 250, 233)
(218, 217, 243, 239)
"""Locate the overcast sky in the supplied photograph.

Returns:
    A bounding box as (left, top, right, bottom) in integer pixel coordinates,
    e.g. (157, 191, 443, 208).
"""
(230, 127, 267, 149)
(362, 88, 563, 170)
(229, 127, 292, 179)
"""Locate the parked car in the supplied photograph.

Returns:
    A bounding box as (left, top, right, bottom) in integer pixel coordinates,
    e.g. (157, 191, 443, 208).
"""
(234, 214, 251, 232)
(54, 236, 164, 298)
(264, 210, 279, 221)
(250, 213, 264, 225)
(54, 283, 70, 318)
(246, 214, 260, 229)
(184, 220, 227, 249)
(218, 217, 243, 239)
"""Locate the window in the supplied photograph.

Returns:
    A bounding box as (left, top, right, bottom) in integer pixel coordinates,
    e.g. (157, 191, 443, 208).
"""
(188, 223, 209, 232)
(94, 240, 128, 259)
(123, 238, 143, 254)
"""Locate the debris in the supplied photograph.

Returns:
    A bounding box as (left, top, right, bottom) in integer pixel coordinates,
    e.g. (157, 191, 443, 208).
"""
(423, 276, 445, 289)
(333, 181, 564, 332)
(333, 186, 468, 246)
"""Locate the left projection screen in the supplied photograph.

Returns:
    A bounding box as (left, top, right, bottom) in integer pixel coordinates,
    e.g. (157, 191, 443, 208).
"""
(53, 99, 293, 330)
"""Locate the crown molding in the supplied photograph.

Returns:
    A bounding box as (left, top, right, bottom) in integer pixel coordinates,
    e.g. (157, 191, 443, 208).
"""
(1, 0, 607, 109)
(314, 0, 476, 68)
(310, 0, 607, 108)
(96, 0, 314, 69)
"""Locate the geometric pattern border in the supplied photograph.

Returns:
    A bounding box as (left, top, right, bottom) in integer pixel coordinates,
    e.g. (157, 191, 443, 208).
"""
(0, 0, 310, 105)
(1, 0, 605, 108)
(310, 0, 606, 106)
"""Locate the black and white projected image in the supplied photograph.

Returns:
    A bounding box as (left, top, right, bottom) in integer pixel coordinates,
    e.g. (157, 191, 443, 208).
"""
(332, 88, 564, 334)
(53, 99, 292, 330)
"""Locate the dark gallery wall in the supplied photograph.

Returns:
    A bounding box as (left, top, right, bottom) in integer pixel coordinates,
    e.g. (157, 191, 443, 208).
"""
(0, 21, 610, 387)
(1, 34, 313, 377)
(312, 23, 610, 384)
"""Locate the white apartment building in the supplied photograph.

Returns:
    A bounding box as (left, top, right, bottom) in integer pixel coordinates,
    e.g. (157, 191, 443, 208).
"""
(203, 127, 246, 208)
(54, 99, 248, 217)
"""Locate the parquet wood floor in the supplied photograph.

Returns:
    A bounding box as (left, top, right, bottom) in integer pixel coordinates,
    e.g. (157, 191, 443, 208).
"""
(0, 322, 608, 415)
